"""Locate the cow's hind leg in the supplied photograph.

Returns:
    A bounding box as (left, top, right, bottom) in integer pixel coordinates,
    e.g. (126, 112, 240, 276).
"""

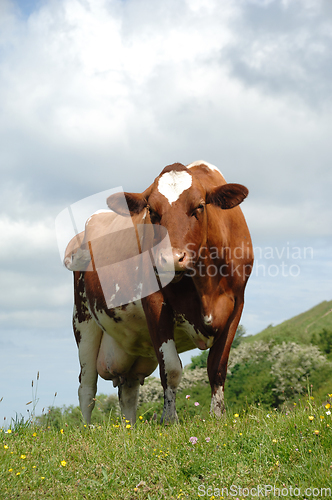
(77, 320, 102, 424)
(158, 338, 182, 424)
(118, 379, 140, 425)
(74, 316, 103, 424)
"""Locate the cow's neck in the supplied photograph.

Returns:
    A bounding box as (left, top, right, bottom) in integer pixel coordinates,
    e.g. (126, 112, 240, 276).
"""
(190, 245, 234, 331)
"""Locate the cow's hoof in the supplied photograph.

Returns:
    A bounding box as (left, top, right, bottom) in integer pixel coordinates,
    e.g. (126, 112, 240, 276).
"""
(160, 410, 179, 425)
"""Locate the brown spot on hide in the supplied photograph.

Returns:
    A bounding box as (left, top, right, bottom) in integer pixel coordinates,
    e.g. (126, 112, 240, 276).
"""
(73, 272, 91, 324)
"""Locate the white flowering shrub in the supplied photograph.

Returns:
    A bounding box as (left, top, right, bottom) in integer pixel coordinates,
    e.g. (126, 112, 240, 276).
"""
(268, 342, 330, 400)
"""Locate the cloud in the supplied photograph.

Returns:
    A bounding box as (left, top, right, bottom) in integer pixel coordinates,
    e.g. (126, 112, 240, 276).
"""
(224, 0, 332, 107)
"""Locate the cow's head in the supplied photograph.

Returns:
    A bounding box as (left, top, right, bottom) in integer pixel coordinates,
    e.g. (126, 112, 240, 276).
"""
(107, 163, 248, 282)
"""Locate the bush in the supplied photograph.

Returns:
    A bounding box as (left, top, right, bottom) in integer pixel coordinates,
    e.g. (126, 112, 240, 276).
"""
(225, 341, 332, 408)
(311, 328, 332, 355)
(190, 350, 208, 370)
(269, 342, 332, 400)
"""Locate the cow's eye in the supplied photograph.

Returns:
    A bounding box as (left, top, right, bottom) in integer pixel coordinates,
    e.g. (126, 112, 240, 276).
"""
(192, 203, 205, 218)
(148, 207, 161, 224)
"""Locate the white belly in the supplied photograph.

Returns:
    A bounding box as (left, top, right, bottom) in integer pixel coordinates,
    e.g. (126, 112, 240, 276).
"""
(94, 301, 155, 359)
(92, 300, 211, 381)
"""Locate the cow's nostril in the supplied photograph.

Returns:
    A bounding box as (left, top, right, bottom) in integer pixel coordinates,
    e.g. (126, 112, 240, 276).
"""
(178, 252, 186, 263)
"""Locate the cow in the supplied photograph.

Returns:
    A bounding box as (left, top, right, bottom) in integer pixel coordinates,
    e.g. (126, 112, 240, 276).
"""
(64, 161, 253, 424)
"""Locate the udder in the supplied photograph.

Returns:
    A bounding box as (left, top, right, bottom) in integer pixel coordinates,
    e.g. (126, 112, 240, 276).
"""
(96, 332, 158, 387)
(97, 333, 136, 383)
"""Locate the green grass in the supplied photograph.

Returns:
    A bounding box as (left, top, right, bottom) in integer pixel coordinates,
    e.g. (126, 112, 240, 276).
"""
(244, 300, 332, 346)
(2, 394, 332, 499)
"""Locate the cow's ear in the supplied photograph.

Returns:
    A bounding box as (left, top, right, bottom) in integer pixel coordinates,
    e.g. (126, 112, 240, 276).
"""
(107, 192, 148, 216)
(206, 183, 248, 210)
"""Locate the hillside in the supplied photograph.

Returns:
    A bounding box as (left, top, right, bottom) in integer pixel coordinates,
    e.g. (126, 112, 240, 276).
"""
(244, 300, 332, 346)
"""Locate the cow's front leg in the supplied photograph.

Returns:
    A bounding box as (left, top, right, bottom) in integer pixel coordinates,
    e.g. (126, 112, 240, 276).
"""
(143, 294, 182, 424)
(207, 296, 244, 417)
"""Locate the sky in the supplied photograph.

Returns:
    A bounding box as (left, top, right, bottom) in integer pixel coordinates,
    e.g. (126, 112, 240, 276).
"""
(0, 0, 331, 425)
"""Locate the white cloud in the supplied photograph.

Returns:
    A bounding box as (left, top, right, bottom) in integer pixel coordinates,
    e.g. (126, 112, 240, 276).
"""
(0, 216, 55, 258)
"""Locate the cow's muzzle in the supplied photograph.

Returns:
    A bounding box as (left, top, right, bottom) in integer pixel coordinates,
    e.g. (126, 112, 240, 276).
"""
(153, 247, 190, 283)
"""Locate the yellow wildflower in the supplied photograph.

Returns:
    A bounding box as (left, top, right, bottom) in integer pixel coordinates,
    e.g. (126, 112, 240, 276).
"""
(309, 416, 314, 421)
(7, 429, 12, 434)
(325, 403, 331, 409)
(60, 429, 64, 434)
(61, 460, 67, 467)
(32, 432, 37, 437)
(8, 468, 13, 472)
(314, 430, 319, 435)
(139, 416, 143, 420)
(126, 424, 131, 429)
(234, 413, 239, 418)
(20, 455, 26, 460)
(4, 445, 8, 449)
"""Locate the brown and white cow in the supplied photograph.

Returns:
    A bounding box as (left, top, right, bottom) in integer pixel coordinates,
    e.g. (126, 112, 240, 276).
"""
(64, 161, 253, 424)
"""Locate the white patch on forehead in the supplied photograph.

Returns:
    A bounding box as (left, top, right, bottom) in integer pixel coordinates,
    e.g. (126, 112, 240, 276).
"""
(187, 160, 222, 175)
(157, 170, 192, 204)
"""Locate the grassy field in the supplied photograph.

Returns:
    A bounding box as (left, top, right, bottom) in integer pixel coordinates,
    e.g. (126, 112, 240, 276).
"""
(1, 393, 332, 500)
(244, 300, 332, 346)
